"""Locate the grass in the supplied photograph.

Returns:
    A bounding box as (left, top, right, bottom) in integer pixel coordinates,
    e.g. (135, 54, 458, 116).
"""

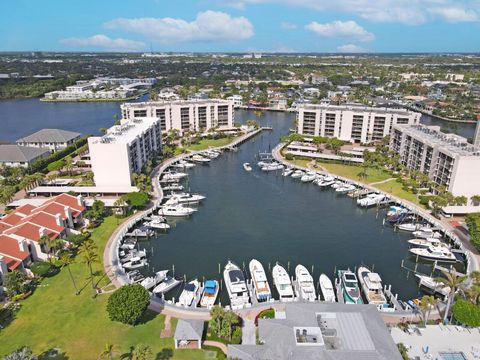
(184, 137, 237, 151)
(0, 216, 211, 360)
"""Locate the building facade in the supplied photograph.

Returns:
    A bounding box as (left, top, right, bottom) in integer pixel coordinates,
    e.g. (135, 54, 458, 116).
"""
(226, 95, 243, 108)
(390, 124, 480, 200)
(0, 145, 50, 168)
(296, 104, 421, 143)
(87, 118, 162, 187)
(120, 99, 235, 134)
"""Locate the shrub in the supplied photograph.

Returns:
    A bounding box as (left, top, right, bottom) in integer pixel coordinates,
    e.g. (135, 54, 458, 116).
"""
(47, 159, 66, 172)
(231, 327, 242, 344)
(397, 343, 409, 360)
(106, 284, 150, 325)
(419, 195, 434, 208)
(452, 298, 480, 327)
(466, 213, 480, 251)
(66, 232, 91, 247)
(123, 192, 150, 208)
(285, 153, 294, 160)
(29, 261, 56, 277)
(4, 270, 28, 298)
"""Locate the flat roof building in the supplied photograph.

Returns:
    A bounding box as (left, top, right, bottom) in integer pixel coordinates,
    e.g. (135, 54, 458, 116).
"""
(16, 128, 81, 152)
(297, 104, 420, 143)
(0, 145, 50, 168)
(87, 117, 161, 187)
(391, 124, 480, 201)
(227, 303, 401, 360)
(120, 99, 235, 134)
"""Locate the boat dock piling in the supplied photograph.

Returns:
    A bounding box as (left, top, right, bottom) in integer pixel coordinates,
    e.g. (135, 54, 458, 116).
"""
(384, 284, 402, 311)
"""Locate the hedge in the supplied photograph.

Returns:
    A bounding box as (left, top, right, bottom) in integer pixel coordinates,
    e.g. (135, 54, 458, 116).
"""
(465, 213, 480, 251)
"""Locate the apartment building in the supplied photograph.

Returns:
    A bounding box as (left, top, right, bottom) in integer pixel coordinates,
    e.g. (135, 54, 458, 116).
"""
(87, 117, 162, 187)
(296, 104, 421, 143)
(390, 124, 480, 200)
(226, 95, 243, 108)
(120, 99, 235, 134)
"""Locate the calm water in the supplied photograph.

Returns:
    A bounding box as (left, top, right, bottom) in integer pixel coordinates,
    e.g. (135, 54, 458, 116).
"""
(0, 98, 470, 303)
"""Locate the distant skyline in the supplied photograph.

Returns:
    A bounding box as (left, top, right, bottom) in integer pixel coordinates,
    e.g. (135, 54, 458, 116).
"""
(1, 0, 479, 53)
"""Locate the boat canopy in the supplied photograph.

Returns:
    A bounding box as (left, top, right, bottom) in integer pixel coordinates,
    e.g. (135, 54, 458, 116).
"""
(204, 280, 217, 294)
(184, 283, 196, 292)
(229, 269, 245, 283)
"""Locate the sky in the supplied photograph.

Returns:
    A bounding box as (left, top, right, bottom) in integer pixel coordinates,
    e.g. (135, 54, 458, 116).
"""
(0, 0, 479, 53)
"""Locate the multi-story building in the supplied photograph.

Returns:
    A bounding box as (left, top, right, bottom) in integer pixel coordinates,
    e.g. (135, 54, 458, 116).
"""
(87, 118, 162, 187)
(226, 95, 243, 108)
(390, 124, 480, 200)
(120, 99, 235, 134)
(0, 145, 50, 168)
(16, 128, 81, 152)
(296, 104, 420, 143)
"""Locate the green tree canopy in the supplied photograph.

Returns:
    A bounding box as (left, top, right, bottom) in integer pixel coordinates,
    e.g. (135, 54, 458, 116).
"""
(106, 284, 150, 325)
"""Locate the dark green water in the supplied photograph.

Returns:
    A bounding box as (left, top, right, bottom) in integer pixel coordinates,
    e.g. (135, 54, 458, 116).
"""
(145, 110, 438, 303)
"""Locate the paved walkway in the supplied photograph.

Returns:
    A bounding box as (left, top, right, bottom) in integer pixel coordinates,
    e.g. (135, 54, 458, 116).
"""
(203, 341, 228, 354)
(160, 315, 172, 338)
(369, 178, 396, 186)
(242, 318, 256, 345)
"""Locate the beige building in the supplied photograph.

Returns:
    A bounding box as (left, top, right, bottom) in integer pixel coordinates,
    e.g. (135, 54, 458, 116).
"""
(296, 104, 420, 143)
(391, 124, 480, 201)
(120, 99, 235, 134)
(87, 118, 162, 187)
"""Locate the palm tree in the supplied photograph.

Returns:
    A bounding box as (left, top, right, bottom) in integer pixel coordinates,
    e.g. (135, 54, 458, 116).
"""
(98, 343, 115, 360)
(435, 270, 467, 323)
(59, 254, 79, 295)
(471, 195, 480, 206)
(113, 196, 128, 216)
(223, 311, 238, 341)
(38, 235, 53, 261)
(78, 239, 99, 292)
(64, 156, 74, 176)
(419, 295, 438, 326)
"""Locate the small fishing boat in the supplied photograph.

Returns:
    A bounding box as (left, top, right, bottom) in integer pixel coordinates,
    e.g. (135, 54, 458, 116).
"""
(200, 280, 220, 308)
(295, 264, 316, 302)
(144, 218, 170, 230)
(158, 204, 196, 217)
(249, 259, 272, 302)
(409, 246, 456, 262)
(317, 179, 335, 187)
(300, 171, 317, 183)
(178, 279, 200, 307)
(122, 257, 148, 270)
(272, 263, 295, 302)
(319, 273, 336, 302)
(153, 275, 181, 295)
(141, 270, 169, 290)
(224, 261, 250, 309)
(243, 162, 252, 172)
(282, 168, 294, 177)
(397, 223, 418, 232)
(191, 154, 211, 163)
(291, 170, 304, 179)
(357, 266, 388, 309)
(337, 269, 363, 304)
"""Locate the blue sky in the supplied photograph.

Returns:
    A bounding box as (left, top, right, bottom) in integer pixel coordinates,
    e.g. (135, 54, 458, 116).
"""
(0, 0, 479, 53)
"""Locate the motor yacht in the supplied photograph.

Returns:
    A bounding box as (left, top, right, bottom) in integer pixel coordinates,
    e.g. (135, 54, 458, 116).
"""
(408, 238, 448, 249)
(162, 172, 188, 181)
(357, 193, 386, 207)
(158, 204, 196, 217)
(144, 218, 170, 230)
(319, 274, 336, 302)
(249, 259, 272, 302)
(141, 270, 169, 290)
(387, 206, 408, 217)
(223, 261, 250, 309)
(300, 171, 317, 182)
(357, 267, 388, 309)
(415, 274, 450, 299)
(282, 168, 294, 177)
(153, 275, 181, 295)
(169, 193, 205, 205)
(413, 228, 442, 239)
(409, 245, 456, 262)
(335, 184, 356, 193)
(243, 163, 252, 172)
(397, 223, 418, 232)
(261, 162, 284, 171)
(317, 179, 335, 187)
(337, 269, 363, 304)
(178, 279, 200, 307)
(291, 170, 304, 179)
(295, 264, 316, 302)
(122, 257, 148, 270)
(120, 249, 147, 264)
(191, 154, 211, 163)
(272, 264, 295, 302)
(162, 184, 184, 191)
(200, 280, 219, 308)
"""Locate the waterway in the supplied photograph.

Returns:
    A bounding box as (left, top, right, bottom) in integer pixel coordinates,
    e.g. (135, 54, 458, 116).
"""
(0, 98, 470, 304)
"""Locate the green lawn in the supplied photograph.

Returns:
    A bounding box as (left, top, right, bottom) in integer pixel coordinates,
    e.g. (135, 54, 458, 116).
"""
(184, 137, 237, 151)
(0, 217, 213, 359)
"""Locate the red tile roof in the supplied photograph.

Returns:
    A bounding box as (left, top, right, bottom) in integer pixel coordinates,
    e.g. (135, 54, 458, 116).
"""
(4, 257, 22, 270)
(43, 193, 84, 216)
(19, 212, 64, 234)
(5, 222, 58, 242)
(32, 203, 69, 220)
(0, 222, 11, 232)
(0, 235, 30, 262)
(1, 213, 25, 226)
(14, 204, 37, 216)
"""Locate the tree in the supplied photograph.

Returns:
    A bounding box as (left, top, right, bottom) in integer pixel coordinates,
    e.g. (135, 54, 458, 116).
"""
(59, 254, 79, 295)
(78, 239, 99, 292)
(132, 173, 150, 193)
(4, 270, 28, 298)
(123, 192, 149, 209)
(471, 195, 480, 206)
(98, 343, 116, 360)
(209, 305, 225, 337)
(113, 196, 128, 216)
(132, 344, 153, 360)
(63, 155, 74, 175)
(419, 295, 438, 326)
(106, 284, 150, 325)
(435, 270, 467, 323)
(454, 196, 468, 206)
(452, 298, 480, 326)
(38, 235, 54, 260)
(223, 311, 239, 341)
(85, 200, 106, 225)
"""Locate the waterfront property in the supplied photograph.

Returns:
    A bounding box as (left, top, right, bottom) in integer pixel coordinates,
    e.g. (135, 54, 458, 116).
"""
(391, 124, 480, 201)
(16, 128, 81, 152)
(296, 104, 420, 143)
(227, 303, 402, 360)
(88, 117, 162, 187)
(120, 99, 235, 134)
(0, 144, 49, 167)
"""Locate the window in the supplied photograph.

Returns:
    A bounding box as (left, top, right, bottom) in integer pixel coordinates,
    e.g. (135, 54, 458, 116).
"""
(302, 112, 317, 135)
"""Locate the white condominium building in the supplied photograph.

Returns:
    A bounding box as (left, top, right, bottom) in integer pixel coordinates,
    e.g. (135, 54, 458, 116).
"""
(296, 104, 421, 143)
(120, 99, 235, 134)
(391, 124, 480, 200)
(87, 118, 162, 187)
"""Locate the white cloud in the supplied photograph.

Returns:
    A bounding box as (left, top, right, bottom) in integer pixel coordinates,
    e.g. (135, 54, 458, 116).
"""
(429, 7, 479, 22)
(60, 35, 145, 51)
(223, 0, 479, 25)
(337, 44, 368, 53)
(104, 11, 254, 43)
(281, 21, 297, 30)
(306, 20, 375, 42)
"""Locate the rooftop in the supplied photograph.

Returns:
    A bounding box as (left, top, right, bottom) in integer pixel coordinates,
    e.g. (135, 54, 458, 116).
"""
(299, 103, 417, 116)
(0, 145, 50, 163)
(88, 118, 159, 145)
(121, 98, 231, 108)
(16, 128, 81, 144)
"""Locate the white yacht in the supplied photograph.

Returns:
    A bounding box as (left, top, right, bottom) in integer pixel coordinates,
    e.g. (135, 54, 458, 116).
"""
(162, 184, 184, 191)
(413, 228, 442, 239)
(158, 204, 196, 217)
(191, 154, 211, 163)
(173, 160, 195, 169)
(141, 270, 169, 290)
(162, 172, 188, 181)
(282, 168, 294, 177)
(408, 238, 448, 249)
(317, 178, 335, 187)
(153, 275, 181, 295)
(300, 171, 317, 182)
(335, 184, 356, 193)
(243, 163, 253, 172)
(357, 267, 388, 309)
(223, 261, 250, 309)
(409, 245, 456, 262)
(357, 193, 386, 207)
(387, 206, 407, 217)
(272, 264, 295, 302)
(145, 218, 170, 230)
(122, 257, 148, 270)
(397, 223, 418, 232)
(170, 193, 205, 204)
(262, 162, 284, 171)
(291, 170, 304, 179)
(200, 280, 219, 308)
(295, 265, 316, 302)
(178, 279, 200, 307)
(319, 273, 336, 302)
(415, 274, 450, 299)
(249, 259, 272, 302)
(120, 249, 147, 264)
